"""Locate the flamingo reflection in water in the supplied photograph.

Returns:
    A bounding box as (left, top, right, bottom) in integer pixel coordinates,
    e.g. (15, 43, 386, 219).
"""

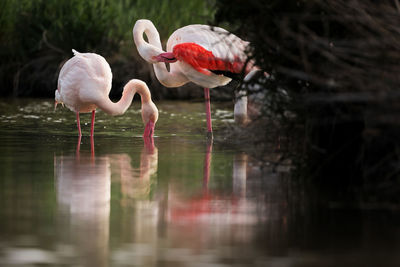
(166, 144, 256, 224)
(54, 134, 158, 266)
(112, 137, 158, 203)
(103, 142, 272, 254)
(157, 146, 289, 250)
(54, 147, 111, 267)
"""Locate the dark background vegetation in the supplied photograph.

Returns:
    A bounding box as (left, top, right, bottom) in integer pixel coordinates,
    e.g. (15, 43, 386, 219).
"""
(0, 0, 215, 100)
(215, 0, 400, 208)
(1, 0, 399, 208)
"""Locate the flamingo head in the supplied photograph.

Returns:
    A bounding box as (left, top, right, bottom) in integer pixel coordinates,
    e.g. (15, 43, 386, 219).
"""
(142, 101, 159, 138)
(153, 52, 177, 63)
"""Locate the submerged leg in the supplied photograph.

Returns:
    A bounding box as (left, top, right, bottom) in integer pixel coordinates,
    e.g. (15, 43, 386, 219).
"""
(204, 88, 213, 138)
(90, 110, 96, 137)
(76, 112, 82, 137)
(76, 135, 82, 157)
(90, 135, 95, 159)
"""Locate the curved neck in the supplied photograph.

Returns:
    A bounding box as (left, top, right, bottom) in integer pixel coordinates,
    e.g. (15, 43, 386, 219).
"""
(133, 19, 164, 62)
(96, 82, 136, 116)
(133, 19, 189, 87)
(127, 79, 151, 103)
(152, 63, 187, 87)
(125, 79, 158, 126)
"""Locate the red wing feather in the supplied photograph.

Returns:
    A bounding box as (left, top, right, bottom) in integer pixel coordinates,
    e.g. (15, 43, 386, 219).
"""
(172, 43, 244, 75)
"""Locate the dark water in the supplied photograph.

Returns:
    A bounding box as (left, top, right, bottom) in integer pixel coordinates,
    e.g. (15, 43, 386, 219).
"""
(0, 99, 399, 266)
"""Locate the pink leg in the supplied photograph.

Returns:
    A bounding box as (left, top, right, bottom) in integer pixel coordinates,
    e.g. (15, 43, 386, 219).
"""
(90, 110, 96, 137)
(76, 135, 82, 157)
(76, 112, 82, 137)
(204, 88, 213, 137)
(90, 135, 95, 160)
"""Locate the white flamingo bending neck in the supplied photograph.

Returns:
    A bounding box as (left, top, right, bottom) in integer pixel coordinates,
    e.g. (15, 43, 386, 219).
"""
(96, 78, 158, 137)
(99, 79, 158, 137)
(55, 50, 158, 137)
(97, 79, 150, 115)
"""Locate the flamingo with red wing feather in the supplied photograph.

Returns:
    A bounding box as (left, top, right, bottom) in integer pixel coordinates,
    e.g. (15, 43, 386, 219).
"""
(133, 19, 259, 137)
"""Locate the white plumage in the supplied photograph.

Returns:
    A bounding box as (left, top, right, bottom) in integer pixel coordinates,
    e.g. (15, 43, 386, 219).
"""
(55, 50, 158, 137)
(133, 19, 257, 133)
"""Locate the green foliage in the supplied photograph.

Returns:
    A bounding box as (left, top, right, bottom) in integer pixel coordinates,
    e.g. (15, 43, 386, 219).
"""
(128, 0, 215, 37)
(0, 0, 215, 97)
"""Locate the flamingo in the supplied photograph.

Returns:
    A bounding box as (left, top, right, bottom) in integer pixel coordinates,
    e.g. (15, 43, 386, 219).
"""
(55, 49, 158, 137)
(133, 19, 259, 137)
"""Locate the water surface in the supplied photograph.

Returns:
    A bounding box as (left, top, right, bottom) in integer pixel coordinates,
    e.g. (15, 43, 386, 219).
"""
(0, 99, 399, 266)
